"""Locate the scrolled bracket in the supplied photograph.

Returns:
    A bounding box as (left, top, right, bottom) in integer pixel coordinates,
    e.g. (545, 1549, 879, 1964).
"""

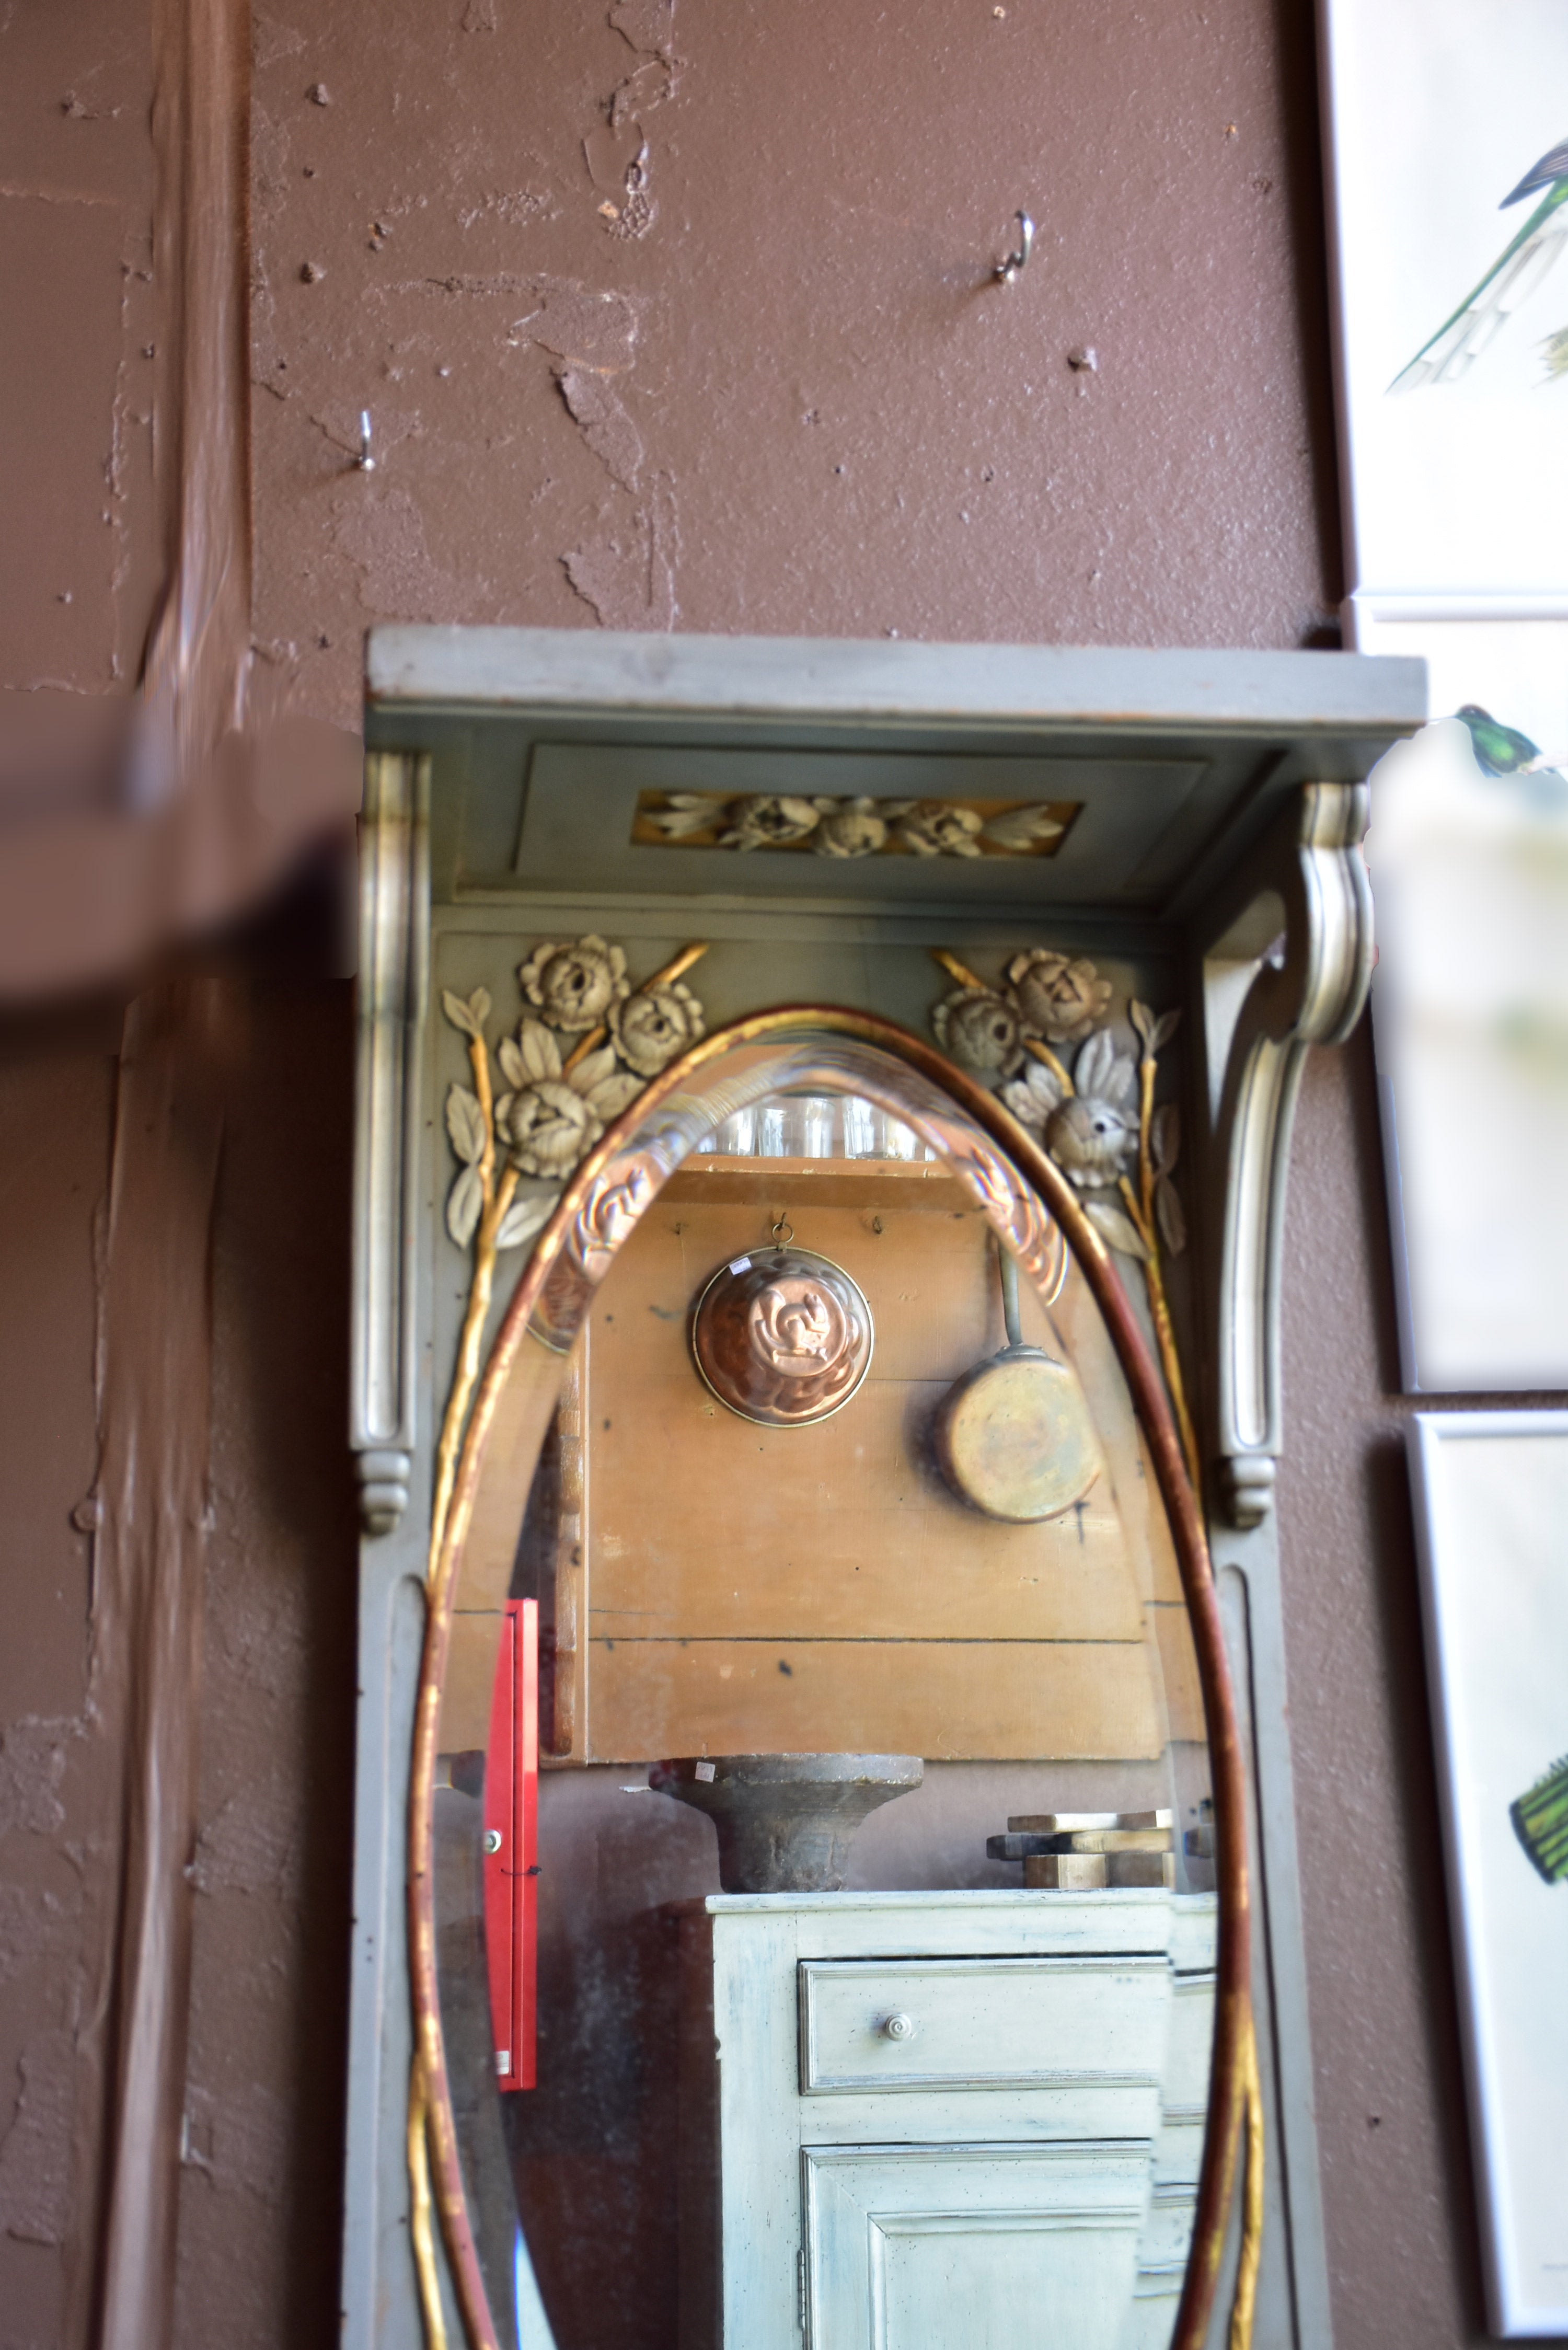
(351, 751, 430, 1537)
(1199, 782, 1373, 1527)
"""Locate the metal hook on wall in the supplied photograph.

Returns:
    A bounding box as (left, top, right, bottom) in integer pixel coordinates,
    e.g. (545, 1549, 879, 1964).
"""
(356, 409, 376, 472)
(994, 211, 1035, 286)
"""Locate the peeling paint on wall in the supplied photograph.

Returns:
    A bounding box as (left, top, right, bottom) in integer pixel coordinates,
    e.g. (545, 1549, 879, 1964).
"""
(181, 2082, 290, 2204)
(0, 1882, 80, 1989)
(0, 1719, 73, 1838)
(190, 1778, 302, 1898)
(0, 2031, 76, 2247)
(330, 483, 471, 617)
(562, 474, 678, 627)
(552, 368, 642, 492)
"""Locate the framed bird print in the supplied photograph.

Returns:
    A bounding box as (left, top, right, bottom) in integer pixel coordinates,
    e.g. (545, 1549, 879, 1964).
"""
(1408, 1413, 1568, 2337)
(1320, 0, 1568, 606)
(1366, 708, 1568, 1394)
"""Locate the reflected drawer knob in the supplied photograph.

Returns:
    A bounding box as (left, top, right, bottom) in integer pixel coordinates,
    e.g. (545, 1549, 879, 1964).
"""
(880, 2011, 917, 2043)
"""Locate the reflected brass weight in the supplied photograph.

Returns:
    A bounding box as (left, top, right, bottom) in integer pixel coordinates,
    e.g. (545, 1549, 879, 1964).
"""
(690, 1219, 874, 1427)
(933, 1243, 1101, 1522)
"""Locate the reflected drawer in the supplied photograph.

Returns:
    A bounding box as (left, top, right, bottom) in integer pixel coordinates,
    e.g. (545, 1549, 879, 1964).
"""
(798, 1954, 1170, 2093)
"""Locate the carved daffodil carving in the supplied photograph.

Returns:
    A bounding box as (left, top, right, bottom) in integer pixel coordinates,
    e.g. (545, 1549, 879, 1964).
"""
(812, 796, 893, 858)
(927, 941, 1197, 1487)
(441, 936, 709, 1252)
(718, 794, 821, 850)
(895, 801, 985, 858)
(931, 986, 1027, 1078)
(1004, 948, 1112, 1045)
(518, 934, 630, 1031)
(1001, 1031, 1139, 1220)
(607, 977, 706, 1076)
(497, 1024, 643, 1179)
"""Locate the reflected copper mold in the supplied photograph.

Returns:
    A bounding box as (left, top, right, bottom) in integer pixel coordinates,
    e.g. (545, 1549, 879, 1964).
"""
(690, 1242, 873, 1426)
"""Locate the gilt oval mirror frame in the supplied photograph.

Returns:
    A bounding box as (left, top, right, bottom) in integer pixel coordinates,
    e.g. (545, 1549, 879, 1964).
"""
(409, 1006, 1251, 2350)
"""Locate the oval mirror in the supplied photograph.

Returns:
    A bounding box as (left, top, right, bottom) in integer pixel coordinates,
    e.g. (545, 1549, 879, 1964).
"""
(415, 1012, 1246, 2350)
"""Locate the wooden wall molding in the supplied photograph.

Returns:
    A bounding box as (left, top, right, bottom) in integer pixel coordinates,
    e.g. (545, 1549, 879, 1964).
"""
(1198, 783, 1374, 1527)
(351, 753, 431, 1535)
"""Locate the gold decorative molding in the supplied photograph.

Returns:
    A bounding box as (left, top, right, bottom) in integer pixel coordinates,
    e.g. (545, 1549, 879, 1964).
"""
(632, 787, 1081, 859)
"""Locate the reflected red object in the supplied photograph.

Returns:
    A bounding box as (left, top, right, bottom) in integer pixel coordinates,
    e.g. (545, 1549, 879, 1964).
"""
(483, 1597, 538, 2091)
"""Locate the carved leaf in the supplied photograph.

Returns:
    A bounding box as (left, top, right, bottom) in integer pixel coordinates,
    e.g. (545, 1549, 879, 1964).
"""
(1156, 1172, 1187, 1257)
(1151, 1007, 1181, 1052)
(1103, 1052, 1138, 1110)
(582, 1068, 643, 1121)
(1151, 1102, 1181, 1175)
(495, 1191, 556, 1253)
(446, 1162, 484, 1249)
(497, 1035, 527, 1090)
(445, 1084, 487, 1166)
(647, 792, 725, 838)
(516, 1019, 563, 1081)
(1083, 1197, 1150, 1261)
(1075, 1028, 1116, 1098)
(442, 988, 482, 1039)
(570, 1043, 620, 1095)
(979, 802, 1066, 852)
(1128, 999, 1156, 1047)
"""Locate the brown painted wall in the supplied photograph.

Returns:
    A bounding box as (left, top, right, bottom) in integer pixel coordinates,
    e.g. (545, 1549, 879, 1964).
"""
(1279, 1032, 1494, 2347)
(249, 0, 1340, 731)
(0, 3, 1499, 2348)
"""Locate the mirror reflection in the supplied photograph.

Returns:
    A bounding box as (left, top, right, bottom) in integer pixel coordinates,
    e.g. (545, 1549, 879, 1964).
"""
(434, 1053, 1216, 2350)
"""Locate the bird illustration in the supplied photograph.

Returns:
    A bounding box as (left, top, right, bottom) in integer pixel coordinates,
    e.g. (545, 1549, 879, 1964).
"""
(1391, 136, 1568, 390)
(1452, 704, 1568, 808)
(1455, 702, 1541, 776)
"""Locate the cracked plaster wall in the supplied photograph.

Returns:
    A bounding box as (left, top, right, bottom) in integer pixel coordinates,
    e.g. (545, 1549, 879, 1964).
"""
(0, 4, 1499, 2350)
(249, 0, 1343, 729)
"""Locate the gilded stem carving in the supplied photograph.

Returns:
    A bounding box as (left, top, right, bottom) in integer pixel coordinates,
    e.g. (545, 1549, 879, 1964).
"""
(927, 944, 1199, 1490)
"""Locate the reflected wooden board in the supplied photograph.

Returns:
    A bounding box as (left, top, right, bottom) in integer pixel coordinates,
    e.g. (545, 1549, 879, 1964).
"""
(443, 1180, 1199, 1762)
(591, 1373, 1140, 1644)
(580, 1191, 1186, 1763)
(586, 1634, 1163, 1764)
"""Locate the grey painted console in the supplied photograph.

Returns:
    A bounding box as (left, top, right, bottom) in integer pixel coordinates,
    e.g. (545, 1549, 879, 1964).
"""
(344, 628, 1426, 2350)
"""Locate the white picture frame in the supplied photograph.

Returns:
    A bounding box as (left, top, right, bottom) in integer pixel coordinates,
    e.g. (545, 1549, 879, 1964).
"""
(1407, 1412, 1568, 2336)
(1318, 0, 1568, 606)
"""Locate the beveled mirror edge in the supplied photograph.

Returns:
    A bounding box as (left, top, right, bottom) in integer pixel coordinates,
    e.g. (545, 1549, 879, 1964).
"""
(409, 1006, 1251, 2350)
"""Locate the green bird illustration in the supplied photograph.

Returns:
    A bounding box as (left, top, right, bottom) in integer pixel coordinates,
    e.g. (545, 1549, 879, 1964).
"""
(1455, 702, 1542, 776)
(1392, 136, 1568, 390)
(1454, 704, 1568, 809)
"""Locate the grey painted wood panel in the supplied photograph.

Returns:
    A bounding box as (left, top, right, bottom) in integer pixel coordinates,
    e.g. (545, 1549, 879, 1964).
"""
(368, 625, 1426, 733)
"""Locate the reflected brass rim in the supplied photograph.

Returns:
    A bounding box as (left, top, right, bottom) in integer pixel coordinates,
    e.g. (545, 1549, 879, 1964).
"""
(408, 1007, 1250, 2350)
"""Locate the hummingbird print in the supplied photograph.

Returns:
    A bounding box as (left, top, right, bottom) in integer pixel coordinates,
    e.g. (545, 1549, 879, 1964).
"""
(1391, 135, 1568, 390)
(1454, 703, 1542, 776)
(1453, 704, 1568, 807)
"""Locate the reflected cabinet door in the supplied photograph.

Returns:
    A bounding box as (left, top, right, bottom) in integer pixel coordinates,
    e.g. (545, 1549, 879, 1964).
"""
(804, 2144, 1146, 2350)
